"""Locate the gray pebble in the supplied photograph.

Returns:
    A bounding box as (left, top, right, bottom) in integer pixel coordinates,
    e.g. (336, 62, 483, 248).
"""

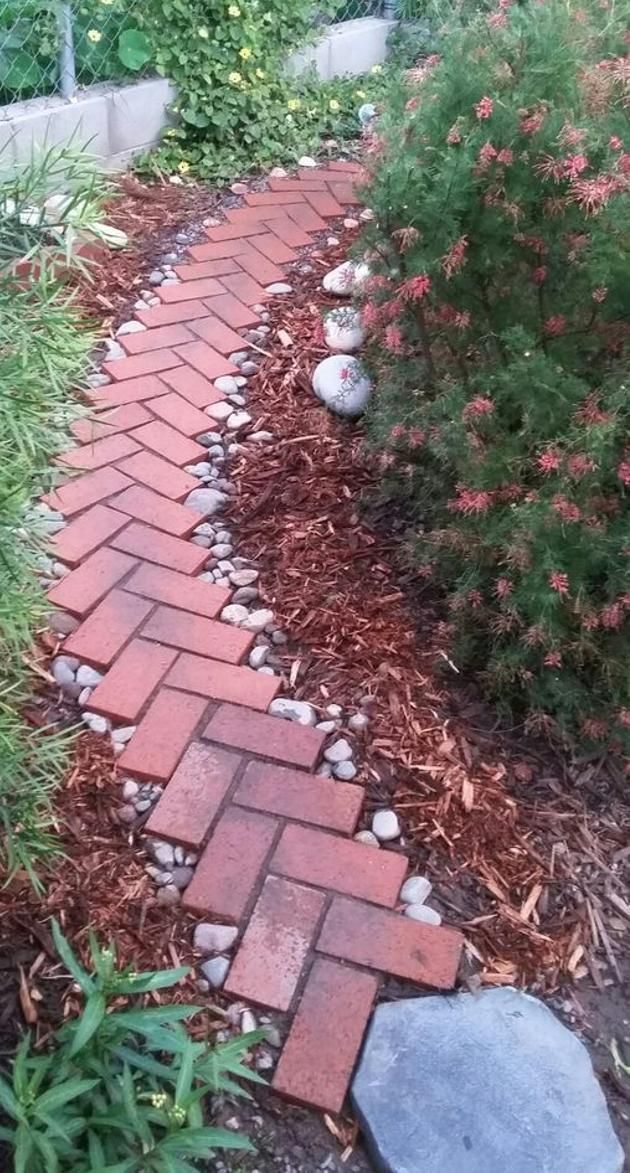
(323, 737, 353, 764)
(228, 350, 250, 366)
(348, 711, 369, 734)
(333, 760, 357, 781)
(47, 610, 80, 635)
(122, 779, 139, 800)
(214, 375, 240, 395)
(233, 586, 259, 604)
(78, 687, 92, 706)
(111, 725, 136, 745)
(372, 809, 401, 842)
(148, 270, 164, 285)
(82, 712, 109, 735)
(249, 646, 269, 669)
(200, 955, 230, 988)
(156, 885, 181, 907)
(240, 361, 259, 377)
(76, 664, 103, 689)
(171, 866, 194, 890)
(52, 656, 77, 687)
(194, 923, 238, 953)
(265, 282, 292, 294)
(116, 319, 146, 337)
(118, 804, 137, 825)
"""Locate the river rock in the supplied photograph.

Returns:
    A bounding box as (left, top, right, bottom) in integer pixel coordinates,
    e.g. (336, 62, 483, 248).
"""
(194, 923, 238, 954)
(324, 307, 366, 352)
(404, 903, 442, 925)
(372, 809, 400, 842)
(324, 738, 353, 764)
(322, 261, 370, 296)
(184, 488, 227, 516)
(312, 355, 372, 418)
(400, 875, 432, 905)
(352, 989, 624, 1173)
(269, 698, 317, 727)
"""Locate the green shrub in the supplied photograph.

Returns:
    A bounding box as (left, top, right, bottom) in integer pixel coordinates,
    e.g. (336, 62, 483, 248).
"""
(0, 922, 258, 1170)
(359, 0, 630, 749)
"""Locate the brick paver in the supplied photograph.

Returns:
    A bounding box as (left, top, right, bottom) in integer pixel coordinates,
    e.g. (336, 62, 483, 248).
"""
(41, 166, 464, 1118)
(225, 876, 325, 1010)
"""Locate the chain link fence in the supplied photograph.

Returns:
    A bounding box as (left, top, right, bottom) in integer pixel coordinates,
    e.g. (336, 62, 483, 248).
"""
(327, 0, 386, 18)
(0, 0, 149, 106)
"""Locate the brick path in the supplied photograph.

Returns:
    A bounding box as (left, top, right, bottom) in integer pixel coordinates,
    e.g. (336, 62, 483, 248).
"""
(45, 161, 464, 1115)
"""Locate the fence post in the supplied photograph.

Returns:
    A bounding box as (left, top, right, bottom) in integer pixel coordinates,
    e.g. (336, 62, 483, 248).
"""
(57, 1, 76, 99)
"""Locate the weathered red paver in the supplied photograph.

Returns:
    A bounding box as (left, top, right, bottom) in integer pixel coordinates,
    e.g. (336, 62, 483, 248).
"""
(189, 237, 257, 260)
(44, 466, 132, 517)
(234, 760, 363, 834)
(317, 896, 463, 989)
(103, 350, 182, 382)
(245, 191, 304, 207)
(111, 521, 209, 575)
(248, 232, 297, 265)
(145, 740, 240, 847)
(63, 588, 154, 668)
(129, 420, 206, 467)
(203, 704, 325, 769)
(271, 824, 408, 907)
(268, 177, 326, 192)
(118, 687, 208, 780)
(182, 806, 278, 919)
(156, 277, 224, 303)
(88, 373, 167, 408)
(71, 402, 153, 443)
(88, 638, 178, 723)
(116, 450, 198, 501)
(204, 291, 261, 329)
(220, 271, 269, 306)
(135, 299, 211, 328)
(119, 323, 195, 354)
(50, 503, 128, 567)
(264, 216, 311, 248)
(166, 651, 280, 710)
(272, 958, 378, 1113)
(144, 391, 216, 439)
(188, 316, 249, 356)
(235, 249, 285, 286)
(124, 562, 228, 618)
(111, 484, 202, 537)
(225, 876, 325, 1010)
(329, 182, 357, 205)
(285, 203, 328, 233)
(304, 189, 344, 218)
(174, 339, 239, 381)
(46, 546, 137, 616)
(57, 432, 140, 472)
(174, 259, 241, 281)
(159, 366, 225, 408)
(142, 606, 252, 663)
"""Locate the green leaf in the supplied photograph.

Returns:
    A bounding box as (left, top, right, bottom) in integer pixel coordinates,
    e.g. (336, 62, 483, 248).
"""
(182, 108, 210, 128)
(51, 919, 94, 995)
(175, 1040, 195, 1105)
(118, 29, 153, 72)
(160, 1126, 255, 1155)
(36, 1076, 98, 1114)
(69, 992, 106, 1056)
(114, 966, 190, 995)
(0, 1070, 20, 1120)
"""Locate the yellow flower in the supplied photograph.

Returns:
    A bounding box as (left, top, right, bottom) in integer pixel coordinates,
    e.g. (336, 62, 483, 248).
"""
(228, 71, 242, 84)
(287, 97, 301, 111)
(164, 128, 178, 138)
(87, 28, 102, 43)
(239, 46, 251, 60)
(255, 67, 265, 79)
(371, 63, 383, 74)
(329, 98, 340, 112)
(100, 0, 114, 5)
(178, 161, 190, 173)
(198, 26, 209, 38)
(355, 88, 366, 98)
(228, 3, 240, 13)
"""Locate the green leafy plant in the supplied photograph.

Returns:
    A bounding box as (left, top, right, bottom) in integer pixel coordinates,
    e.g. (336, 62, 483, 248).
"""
(0, 922, 259, 1170)
(359, 0, 630, 749)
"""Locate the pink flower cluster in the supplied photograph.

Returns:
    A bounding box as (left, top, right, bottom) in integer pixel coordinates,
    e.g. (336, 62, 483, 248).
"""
(474, 96, 494, 120)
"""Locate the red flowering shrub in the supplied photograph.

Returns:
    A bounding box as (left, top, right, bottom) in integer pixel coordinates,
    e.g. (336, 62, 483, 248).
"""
(359, 0, 630, 749)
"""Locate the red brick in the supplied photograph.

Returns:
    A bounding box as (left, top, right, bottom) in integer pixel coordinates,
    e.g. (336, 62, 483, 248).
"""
(263, 216, 310, 248)
(204, 292, 260, 329)
(272, 958, 378, 1113)
(225, 205, 289, 225)
(103, 351, 182, 382)
(46, 547, 137, 616)
(159, 366, 225, 409)
(297, 167, 328, 181)
(111, 485, 202, 537)
(71, 402, 153, 442)
(268, 178, 327, 192)
(317, 896, 463, 989)
(304, 190, 344, 218)
(166, 651, 280, 710)
(204, 223, 266, 243)
(203, 704, 324, 769)
(49, 504, 128, 567)
(220, 271, 270, 306)
(225, 876, 324, 1010)
(156, 278, 224, 303)
(142, 392, 212, 439)
(271, 824, 408, 907)
(124, 562, 228, 618)
(57, 432, 140, 472)
(187, 316, 247, 356)
(183, 806, 277, 919)
(234, 760, 363, 834)
(130, 420, 206, 467)
(86, 374, 167, 408)
(111, 522, 208, 575)
(285, 203, 327, 233)
(135, 300, 210, 328)
(44, 466, 132, 517)
(189, 237, 257, 259)
(327, 159, 362, 173)
(145, 740, 240, 847)
(329, 181, 357, 205)
(63, 588, 153, 668)
(248, 232, 297, 265)
(174, 259, 241, 281)
(118, 687, 208, 781)
(120, 324, 195, 355)
(142, 606, 252, 663)
(88, 638, 178, 722)
(235, 249, 285, 286)
(245, 191, 304, 207)
(117, 450, 198, 501)
(174, 340, 239, 382)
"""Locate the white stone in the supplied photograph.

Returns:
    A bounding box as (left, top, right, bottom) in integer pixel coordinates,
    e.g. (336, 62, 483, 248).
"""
(52, 656, 77, 686)
(78, 687, 92, 706)
(221, 603, 249, 626)
(298, 155, 316, 167)
(227, 411, 252, 430)
(265, 282, 292, 294)
(324, 737, 353, 764)
(400, 875, 432, 905)
(186, 462, 212, 477)
(241, 1009, 258, 1034)
(324, 307, 365, 353)
(316, 720, 337, 734)
(348, 712, 369, 733)
(122, 779, 139, 800)
(82, 712, 109, 735)
(184, 488, 227, 515)
(214, 375, 240, 395)
(326, 703, 343, 718)
(150, 840, 175, 868)
(333, 760, 357, 780)
(76, 664, 103, 689)
(241, 608, 274, 633)
(248, 430, 274, 443)
(210, 543, 233, 559)
(269, 698, 317, 726)
(354, 830, 380, 848)
(322, 260, 370, 296)
(372, 809, 401, 842)
(269, 166, 288, 178)
(193, 922, 238, 953)
(116, 319, 146, 336)
(344, 217, 359, 229)
(249, 645, 269, 669)
(111, 725, 137, 745)
(404, 903, 442, 926)
(360, 207, 375, 222)
(312, 354, 372, 418)
(199, 955, 230, 988)
(205, 400, 233, 421)
(229, 568, 258, 588)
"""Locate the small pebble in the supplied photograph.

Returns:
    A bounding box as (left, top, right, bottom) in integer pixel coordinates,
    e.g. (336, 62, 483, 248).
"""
(265, 282, 292, 294)
(148, 269, 164, 285)
(214, 375, 240, 395)
(78, 687, 92, 706)
(315, 720, 337, 734)
(240, 361, 258, 377)
(326, 703, 343, 718)
(200, 955, 230, 988)
(241, 1009, 257, 1034)
(268, 698, 316, 726)
(111, 725, 136, 745)
(232, 586, 259, 604)
(404, 903, 442, 926)
(354, 830, 380, 848)
(241, 608, 274, 633)
(156, 885, 181, 907)
(333, 760, 357, 781)
(372, 809, 401, 842)
(348, 712, 369, 734)
(229, 568, 258, 588)
(249, 646, 269, 669)
(171, 866, 194, 890)
(316, 763, 334, 778)
(194, 923, 238, 953)
(82, 712, 109, 735)
(400, 875, 432, 905)
(122, 779, 139, 800)
(76, 664, 103, 688)
(323, 737, 352, 764)
(221, 603, 249, 626)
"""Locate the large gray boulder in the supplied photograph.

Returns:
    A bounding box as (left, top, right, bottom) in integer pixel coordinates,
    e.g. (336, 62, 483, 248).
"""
(352, 988, 623, 1173)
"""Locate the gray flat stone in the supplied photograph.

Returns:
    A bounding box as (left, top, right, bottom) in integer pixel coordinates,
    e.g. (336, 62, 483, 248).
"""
(194, 922, 238, 954)
(184, 488, 227, 516)
(352, 988, 623, 1173)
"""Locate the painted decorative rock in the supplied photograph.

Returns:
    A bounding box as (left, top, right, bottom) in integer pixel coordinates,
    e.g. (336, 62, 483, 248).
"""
(312, 354, 372, 418)
(323, 307, 366, 353)
(322, 261, 371, 296)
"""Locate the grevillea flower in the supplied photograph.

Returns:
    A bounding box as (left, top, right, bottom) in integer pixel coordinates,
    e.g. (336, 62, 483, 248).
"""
(448, 487, 493, 514)
(389, 424, 406, 441)
(544, 314, 567, 336)
(532, 266, 547, 284)
(569, 173, 620, 214)
(362, 303, 380, 329)
(474, 96, 494, 120)
(592, 286, 608, 302)
(535, 153, 565, 182)
(575, 393, 612, 425)
(581, 611, 599, 631)
(537, 448, 561, 473)
(581, 718, 608, 740)
(617, 460, 630, 485)
(495, 577, 513, 598)
(384, 324, 404, 353)
(559, 123, 587, 147)
(523, 625, 545, 647)
(552, 494, 581, 522)
(544, 651, 562, 668)
(406, 96, 420, 111)
(618, 710, 630, 728)
(437, 304, 471, 329)
(408, 428, 426, 447)
(617, 153, 630, 175)
(562, 153, 589, 178)
(401, 274, 432, 300)
(392, 226, 420, 251)
(497, 147, 514, 165)
(447, 124, 462, 145)
(567, 454, 596, 477)
(513, 233, 548, 255)
(609, 136, 623, 150)
(477, 141, 498, 170)
(600, 602, 624, 629)
(549, 570, 570, 595)
(463, 395, 494, 421)
(441, 235, 469, 278)
(468, 589, 483, 608)
(519, 108, 545, 135)
(487, 10, 508, 28)
(425, 54, 441, 68)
